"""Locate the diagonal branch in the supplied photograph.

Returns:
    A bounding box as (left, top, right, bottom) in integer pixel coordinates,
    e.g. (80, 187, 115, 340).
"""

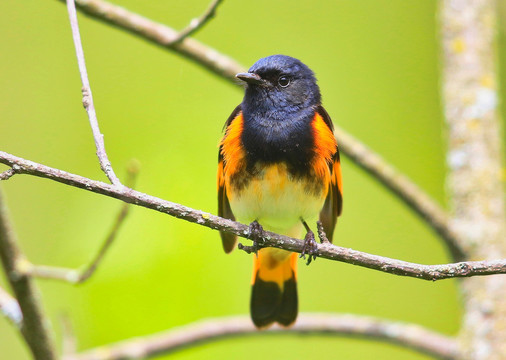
(0, 151, 503, 281)
(57, 0, 464, 260)
(0, 188, 57, 359)
(63, 314, 459, 360)
(66, 0, 121, 186)
(169, 0, 224, 45)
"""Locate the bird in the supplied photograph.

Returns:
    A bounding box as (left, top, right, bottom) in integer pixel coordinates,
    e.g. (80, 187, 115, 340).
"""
(217, 55, 343, 328)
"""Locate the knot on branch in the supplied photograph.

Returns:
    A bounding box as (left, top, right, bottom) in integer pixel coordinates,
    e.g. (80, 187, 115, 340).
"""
(81, 87, 91, 108)
(456, 262, 472, 276)
(0, 167, 17, 181)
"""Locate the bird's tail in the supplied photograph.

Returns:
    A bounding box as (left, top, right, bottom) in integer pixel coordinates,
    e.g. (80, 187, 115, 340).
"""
(250, 248, 298, 328)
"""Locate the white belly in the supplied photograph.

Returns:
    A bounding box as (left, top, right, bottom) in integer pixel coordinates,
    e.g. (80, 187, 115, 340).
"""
(228, 163, 326, 235)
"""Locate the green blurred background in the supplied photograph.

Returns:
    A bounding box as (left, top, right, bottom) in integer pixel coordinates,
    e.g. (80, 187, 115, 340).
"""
(1, 0, 505, 359)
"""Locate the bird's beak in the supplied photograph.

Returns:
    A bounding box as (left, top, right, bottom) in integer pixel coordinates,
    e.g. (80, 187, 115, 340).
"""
(236, 72, 264, 85)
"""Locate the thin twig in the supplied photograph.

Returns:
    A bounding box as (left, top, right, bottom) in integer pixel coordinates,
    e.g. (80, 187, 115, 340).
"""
(169, 0, 224, 45)
(0, 168, 17, 180)
(0, 285, 23, 327)
(66, 0, 121, 186)
(0, 151, 503, 282)
(58, 0, 465, 260)
(0, 188, 57, 359)
(63, 314, 459, 360)
(24, 161, 140, 284)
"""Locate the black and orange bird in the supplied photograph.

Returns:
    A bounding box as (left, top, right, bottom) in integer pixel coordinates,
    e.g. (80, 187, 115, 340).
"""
(217, 55, 343, 328)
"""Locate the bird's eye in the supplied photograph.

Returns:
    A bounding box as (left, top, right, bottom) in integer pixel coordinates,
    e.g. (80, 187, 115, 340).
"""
(278, 75, 291, 87)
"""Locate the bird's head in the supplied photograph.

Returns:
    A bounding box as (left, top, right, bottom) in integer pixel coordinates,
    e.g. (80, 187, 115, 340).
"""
(236, 55, 321, 112)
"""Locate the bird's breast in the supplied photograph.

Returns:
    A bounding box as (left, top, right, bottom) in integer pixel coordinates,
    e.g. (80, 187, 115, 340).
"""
(226, 162, 327, 232)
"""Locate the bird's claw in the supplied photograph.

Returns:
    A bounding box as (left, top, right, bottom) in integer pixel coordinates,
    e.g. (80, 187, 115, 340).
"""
(300, 229, 318, 265)
(248, 220, 265, 256)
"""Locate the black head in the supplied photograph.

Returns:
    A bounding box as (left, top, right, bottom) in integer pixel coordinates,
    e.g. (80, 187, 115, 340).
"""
(236, 55, 321, 116)
(234, 55, 323, 172)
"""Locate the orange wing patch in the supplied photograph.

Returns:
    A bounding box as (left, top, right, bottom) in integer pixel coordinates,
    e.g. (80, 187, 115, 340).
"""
(315, 107, 343, 243)
(220, 112, 246, 181)
(311, 112, 337, 182)
(218, 109, 245, 253)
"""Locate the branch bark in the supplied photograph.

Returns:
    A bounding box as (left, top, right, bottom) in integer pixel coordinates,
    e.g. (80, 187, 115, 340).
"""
(66, 0, 121, 185)
(63, 314, 459, 360)
(0, 188, 57, 359)
(441, 1, 506, 359)
(0, 151, 503, 281)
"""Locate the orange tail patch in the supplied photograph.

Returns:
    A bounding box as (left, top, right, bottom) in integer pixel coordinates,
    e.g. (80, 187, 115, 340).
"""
(250, 249, 298, 328)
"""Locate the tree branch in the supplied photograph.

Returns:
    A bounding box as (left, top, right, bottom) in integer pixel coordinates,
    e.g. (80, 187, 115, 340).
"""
(169, 0, 224, 45)
(57, 0, 465, 260)
(0, 168, 16, 181)
(0, 188, 57, 359)
(0, 285, 22, 327)
(0, 151, 503, 281)
(63, 314, 459, 360)
(66, 0, 121, 186)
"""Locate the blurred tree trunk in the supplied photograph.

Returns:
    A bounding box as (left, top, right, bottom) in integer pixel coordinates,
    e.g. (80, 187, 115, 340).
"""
(441, 0, 506, 359)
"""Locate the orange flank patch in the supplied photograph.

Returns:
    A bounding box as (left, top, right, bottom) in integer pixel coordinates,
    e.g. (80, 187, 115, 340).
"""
(220, 112, 246, 179)
(311, 112, 337, 181)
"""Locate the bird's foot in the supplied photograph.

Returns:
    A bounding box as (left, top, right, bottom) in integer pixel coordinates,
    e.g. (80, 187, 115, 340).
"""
(238, 220, 265, 256)
(300, 228, 318, 265)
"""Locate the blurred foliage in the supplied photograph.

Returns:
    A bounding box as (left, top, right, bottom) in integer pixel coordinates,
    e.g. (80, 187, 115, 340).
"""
(0, 0, 505, 359)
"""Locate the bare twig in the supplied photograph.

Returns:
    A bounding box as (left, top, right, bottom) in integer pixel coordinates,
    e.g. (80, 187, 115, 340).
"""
(0, 168, 17, 180)
(63, 314, 459, 360)
(66, 0, 121, 186)
(169, 0, 224, 45)
(23, 161, 140, 284)
(57, 0, 465, 260)
(0, 285, 22, 327)
(0, 188, 57, 359)
(0, 151, 503, 282)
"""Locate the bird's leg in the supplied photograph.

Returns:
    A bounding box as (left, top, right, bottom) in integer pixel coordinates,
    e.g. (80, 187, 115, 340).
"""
(239, 220, 265, 257)
(300, 219, 318, 265)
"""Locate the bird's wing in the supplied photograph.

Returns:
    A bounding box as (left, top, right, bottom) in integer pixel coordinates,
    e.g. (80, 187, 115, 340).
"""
(317, 105, 343, 243)
(218, 104, 242, 253)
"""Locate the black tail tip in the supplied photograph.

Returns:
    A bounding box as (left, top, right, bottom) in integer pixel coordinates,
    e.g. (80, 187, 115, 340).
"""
(250, 275, 298, 329)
